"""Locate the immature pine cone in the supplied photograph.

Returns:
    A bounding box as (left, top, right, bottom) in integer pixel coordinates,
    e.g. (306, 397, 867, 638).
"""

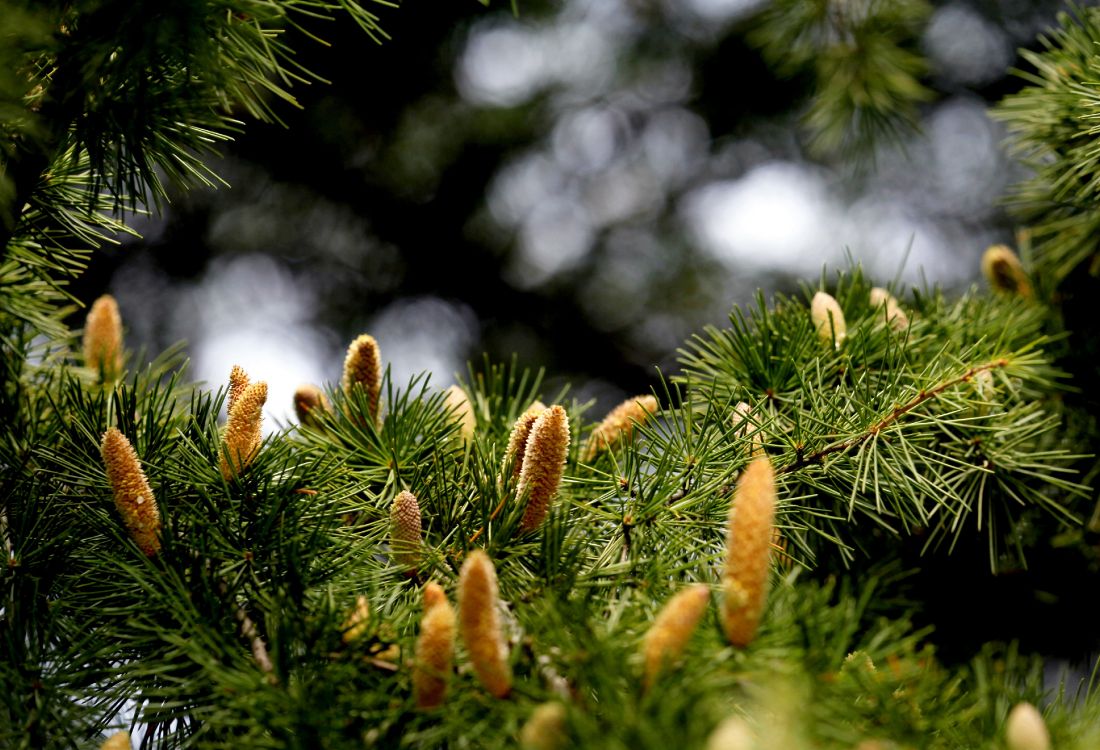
(583, 394, 658, 462)
(100, 732, 132, 750)
(869, 287, 909, 331)
(342, 595, 371, 644)
(1004, 702, 1050, 750)
(502, 405, 545, 482)
(519, 702, 568, 750)
(414, 582, 456, 709)
(642, 584, 710, 690)
(220, 379, 267, 480)
(83, 295, 124, 382)
(811, 291, 846, 348)
(101, 428, 161, 556)
(982, 244, 1032, 298)
(293, 383, 331, 429)
(227, 364, 250, 415)
(444, 384, 477, 442)
(515, 405, 570, 533)
(390, 490, 422, 573)
(721, 456, 776, 647)
(341, 334, 383, 426)
(458, 550, 511, 698)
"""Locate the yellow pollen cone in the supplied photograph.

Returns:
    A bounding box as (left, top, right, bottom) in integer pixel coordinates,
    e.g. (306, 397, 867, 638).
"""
(583, 394, 658, 462)
(414, 582, 456, 709)
(101, 428, 161, 556)
(721, 456, 776, 647)
(458, 550, 511, 698)
(515, 405, 570, 533)
(83, 295, 124, 382)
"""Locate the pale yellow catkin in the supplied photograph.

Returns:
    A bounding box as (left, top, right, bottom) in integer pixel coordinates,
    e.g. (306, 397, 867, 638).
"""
(811, 291, 846, 348)
(444, 385, 477, 442)
(1004, 702, 1050, 750)
(100, 731, 131, 750)
(583, 394, 658, 462)
(341, 334, 383, 426)
(705, 716, 755, 750)
(502, 406, 545, 481)
(390, 490, 422, 573)
(982, 244, 1032, 298)
(458, 550, 511, 698)
(83, 294, 124, 382)
(869, 287, 909, 331)
(519, 702, 568, 750)
(515, 405, 571, 533)
(342, 595, 371, 644)
(100, 428, 161, 556)
(220, 380, 267, 480)
(642, 584, 710, 690)
(414, 582, 456, 709)
(721, 456, 776, 647)
(293, 383, 330, 429)
(227, 364, 250, 415)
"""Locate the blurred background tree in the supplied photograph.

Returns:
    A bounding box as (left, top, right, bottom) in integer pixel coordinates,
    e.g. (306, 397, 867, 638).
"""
(74, 0, 1074, 422)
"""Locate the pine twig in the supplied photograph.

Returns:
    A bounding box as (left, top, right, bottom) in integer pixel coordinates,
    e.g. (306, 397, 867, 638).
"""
(777, 358, 1010, 476)
(218, 581, 276, 681)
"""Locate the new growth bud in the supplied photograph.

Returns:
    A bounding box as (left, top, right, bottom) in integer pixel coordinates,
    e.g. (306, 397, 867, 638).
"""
(444, 385, 477, 442)
(982, 245, 1032, 298)
(101, 427, 161, 556)
(811, 291, 846, 348)
(83, 294, 124, 382)
(642, 584, 710, 690)
(390, 490, 422, 573)
(342, 334, 383, 426)
(502, 406, 545, 481)
(583, 395, 658, 462)
(294, 384, 330, 429)
(1004, 702, 1050, 750)
(414, 582, 456, 709)
(458, 550, 511, 698)
(342, 595, 371, 644)
(721, 456, 776, 647)
(869, 287, 909, 331)
(515, 405, 570, 533)
(220, 372, 267, 481)
(519, 702, 568, 750)
(101, 732, 132, 750)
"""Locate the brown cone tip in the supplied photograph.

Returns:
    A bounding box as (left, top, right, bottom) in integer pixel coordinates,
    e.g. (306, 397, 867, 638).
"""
(83, 295, 124, 381)
(516, 405, 570, 533)
(721, 456, 776, 647)
(101, 427, 161, 556)
(583, 394, 658, 462)
(982, 245, 1032, 298)
(458, 550, 511, 698)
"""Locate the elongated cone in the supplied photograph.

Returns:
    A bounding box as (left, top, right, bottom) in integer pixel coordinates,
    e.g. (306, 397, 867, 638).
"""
(1005, 702, 1050, 750)
(502, 405, 545, 481)
(982, 245, 1032, 298)
(220, 380, 267, 480)
(390, 490, 422, 573)
(516, 405, 570, 533)
(642, 584, 710, 690)
(444, 385, 477, 442)
(721, 457, 776, 647)
(583, 395, 658, 462)
(101, 732, 131, 750)
(83, 295, 124, 382)
(342, 595, 371, 644)
(342, 334, 383, 426)
(458, 550, 511, 698)
(227, 365, 250, 415)
(519, 702, 568, 750)
(414, 582, 456, 709)
(869, 287, 909, 331)
(101, 428, 161, 556)
(811, 291, 846, 348)
(705, 716, 755, 750)
(294, 383, 330, 428)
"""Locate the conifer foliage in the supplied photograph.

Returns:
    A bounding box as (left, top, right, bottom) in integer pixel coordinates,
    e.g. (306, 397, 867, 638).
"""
(3, 2, 1100, 749)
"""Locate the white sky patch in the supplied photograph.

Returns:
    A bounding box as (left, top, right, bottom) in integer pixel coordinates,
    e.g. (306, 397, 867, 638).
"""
(507, 198, 594, 287)
(680, 0, 768, 23)
(684, 162, 841, 274)
(178, 254, 331, 432)
(924, 5, 1013, 88)
(367, 297, 479, 391)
